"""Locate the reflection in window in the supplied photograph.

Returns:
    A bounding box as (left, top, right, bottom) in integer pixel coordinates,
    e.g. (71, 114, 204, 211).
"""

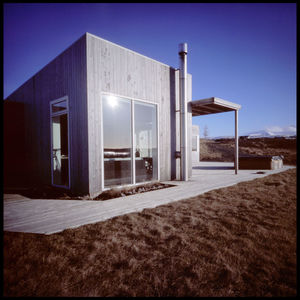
(134, 101, 158, 183)
(102, 94, 158, 188)
(52, 114, 69, 186)
(103, 95, 132, 187)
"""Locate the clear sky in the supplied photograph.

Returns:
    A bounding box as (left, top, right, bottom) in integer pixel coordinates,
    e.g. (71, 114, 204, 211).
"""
(3, 3, 296, 137)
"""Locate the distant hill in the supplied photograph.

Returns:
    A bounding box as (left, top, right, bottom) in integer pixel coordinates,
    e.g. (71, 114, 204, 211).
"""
(199, 136, 297, 165)
(209, 125, 296, 139)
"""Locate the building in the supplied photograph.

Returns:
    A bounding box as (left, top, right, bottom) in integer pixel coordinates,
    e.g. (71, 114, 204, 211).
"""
(4, 32, 241, 197)
(192, 125, 200, 164)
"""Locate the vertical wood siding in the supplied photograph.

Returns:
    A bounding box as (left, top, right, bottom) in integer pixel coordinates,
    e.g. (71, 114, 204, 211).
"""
(5, 33, 188, 197)
(175, 70, 181, 180)
(86, 34, 177, 196)
(187, 74, 193, 178)
(5, 35, 89, 195)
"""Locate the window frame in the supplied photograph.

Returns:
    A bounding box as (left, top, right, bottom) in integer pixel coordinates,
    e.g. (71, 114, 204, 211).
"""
(101, 92, 160, 190)
(50, 96, 71, 189)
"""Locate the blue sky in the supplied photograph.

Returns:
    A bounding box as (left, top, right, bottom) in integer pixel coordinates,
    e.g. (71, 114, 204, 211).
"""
(3, 3, 296, 137)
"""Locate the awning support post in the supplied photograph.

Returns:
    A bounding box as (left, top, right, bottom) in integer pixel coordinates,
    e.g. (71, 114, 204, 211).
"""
(235, 109, 239, 174)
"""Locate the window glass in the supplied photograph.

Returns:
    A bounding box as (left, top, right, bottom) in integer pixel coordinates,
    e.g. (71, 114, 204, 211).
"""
(52, 114, 69, 186)
(134, 101, 158, 183)
(103, 95, 132, 187)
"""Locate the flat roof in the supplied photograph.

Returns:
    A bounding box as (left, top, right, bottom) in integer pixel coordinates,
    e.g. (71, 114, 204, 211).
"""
(191, 97, 241, 116)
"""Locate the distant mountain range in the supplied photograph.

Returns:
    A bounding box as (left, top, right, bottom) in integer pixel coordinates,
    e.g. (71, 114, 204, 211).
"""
(245, 125, 296, 138)
(210, 125, 296, 139)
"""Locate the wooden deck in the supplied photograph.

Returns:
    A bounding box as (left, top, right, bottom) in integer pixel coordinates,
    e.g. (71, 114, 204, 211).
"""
(3, 162, 295, 235)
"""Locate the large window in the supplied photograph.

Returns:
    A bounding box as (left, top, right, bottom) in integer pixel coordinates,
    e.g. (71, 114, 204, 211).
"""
(102, 94, 158, 188)
(134, 101, 158, 183)
(50, 97, 70, 188)
(103, 95, 132, 187)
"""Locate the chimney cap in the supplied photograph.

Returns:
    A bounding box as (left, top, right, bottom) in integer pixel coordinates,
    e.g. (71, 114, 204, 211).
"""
(179, 43, 188, 54)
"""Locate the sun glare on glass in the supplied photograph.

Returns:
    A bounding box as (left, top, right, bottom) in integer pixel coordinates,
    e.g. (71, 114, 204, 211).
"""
(108, 95, 118, 108)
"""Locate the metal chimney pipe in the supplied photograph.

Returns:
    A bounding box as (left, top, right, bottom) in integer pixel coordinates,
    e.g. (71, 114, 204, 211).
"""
(179, 43, 188, 181)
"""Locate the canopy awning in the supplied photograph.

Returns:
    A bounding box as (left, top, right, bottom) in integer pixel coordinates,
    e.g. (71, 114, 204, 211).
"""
(191, 97, 241, 117)
(190, 97, 241, 174)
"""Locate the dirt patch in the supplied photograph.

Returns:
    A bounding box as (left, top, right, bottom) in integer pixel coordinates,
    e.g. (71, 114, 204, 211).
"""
(200, 136, 297, 165)
(3, 168, 296, 297)
(94, 182, 175, 200)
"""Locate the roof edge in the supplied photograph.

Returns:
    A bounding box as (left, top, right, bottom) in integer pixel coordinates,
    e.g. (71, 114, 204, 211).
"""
(86, 32, 173, 69)
(192, 97, 241, 110)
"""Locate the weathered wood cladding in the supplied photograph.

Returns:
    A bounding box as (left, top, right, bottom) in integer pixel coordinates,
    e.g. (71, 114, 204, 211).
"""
(5, 80, 36, 184)
(3, 102, 27, 186)
(175, 70, 181, 180)
(86, 33, 177, 196)
(5, 35, 89, 195)
(187, 74, 193, 178)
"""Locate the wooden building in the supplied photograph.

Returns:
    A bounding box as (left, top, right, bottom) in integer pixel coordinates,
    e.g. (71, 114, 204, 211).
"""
(4, 32, 240, 197)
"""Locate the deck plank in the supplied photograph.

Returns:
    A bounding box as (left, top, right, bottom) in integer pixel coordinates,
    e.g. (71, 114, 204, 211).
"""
(4, 162, 295, 235)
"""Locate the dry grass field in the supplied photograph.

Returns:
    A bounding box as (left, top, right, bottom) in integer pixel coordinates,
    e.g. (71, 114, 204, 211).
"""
(200, 137, 297, 165)
(3, 168, 297, 297)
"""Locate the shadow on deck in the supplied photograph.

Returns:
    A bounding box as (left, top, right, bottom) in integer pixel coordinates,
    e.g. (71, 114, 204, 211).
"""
(193, 166, 234, 170)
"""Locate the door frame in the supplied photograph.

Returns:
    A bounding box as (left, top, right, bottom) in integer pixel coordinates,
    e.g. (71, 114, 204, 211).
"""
(100, 92, 160, 190)
(50, 96, 71, 189)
